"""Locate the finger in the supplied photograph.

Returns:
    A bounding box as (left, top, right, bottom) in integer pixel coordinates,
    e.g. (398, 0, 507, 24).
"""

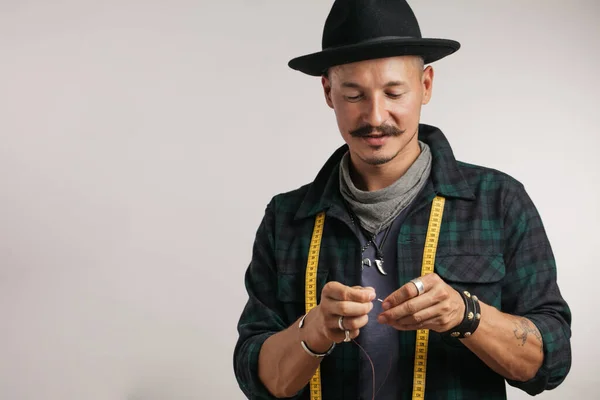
(382, 274, 439, 309)
(333, 329, 361, 343)
(381, 283, 418, 310)
(352, 285, 374, 291)
(328, 300, 373, 317)
(391, 315, 450, 332)
(385, 306, 441, 331)
(392, 301, 445, 325)
(330, 314, 369, 331)
(378, 292, 437, 323)
(323, 281, 375, 303)
(395, 302, 462, 332)
(390, 322, 425, 331)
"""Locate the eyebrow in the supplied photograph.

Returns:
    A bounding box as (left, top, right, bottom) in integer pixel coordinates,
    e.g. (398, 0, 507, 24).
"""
(341, 81, 407, 89)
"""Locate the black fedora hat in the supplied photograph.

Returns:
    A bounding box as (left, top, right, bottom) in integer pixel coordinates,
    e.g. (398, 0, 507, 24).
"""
(288, 0, 460, 76)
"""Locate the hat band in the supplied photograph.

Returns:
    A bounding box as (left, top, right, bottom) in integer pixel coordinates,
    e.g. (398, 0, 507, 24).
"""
(324, 35, 418, 50)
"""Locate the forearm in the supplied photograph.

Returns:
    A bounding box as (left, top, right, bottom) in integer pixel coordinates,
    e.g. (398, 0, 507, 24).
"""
(460, 301, 544, 382)
(258, 309, 333, 398)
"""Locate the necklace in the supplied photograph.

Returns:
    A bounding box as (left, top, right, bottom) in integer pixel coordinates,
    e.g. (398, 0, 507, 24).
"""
(348, 211, 391, 276)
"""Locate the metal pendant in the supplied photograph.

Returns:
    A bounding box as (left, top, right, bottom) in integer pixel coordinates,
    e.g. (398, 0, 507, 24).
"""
(375, 259, 387, 275)
(362, 258, 371, 270)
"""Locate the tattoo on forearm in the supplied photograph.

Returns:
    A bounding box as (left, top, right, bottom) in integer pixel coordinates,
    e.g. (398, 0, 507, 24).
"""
(513, 318, 543, 353)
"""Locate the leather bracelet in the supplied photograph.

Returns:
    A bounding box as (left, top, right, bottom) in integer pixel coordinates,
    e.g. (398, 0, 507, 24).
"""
(442, 290, 481, 339)
(298, 313, 336, 358)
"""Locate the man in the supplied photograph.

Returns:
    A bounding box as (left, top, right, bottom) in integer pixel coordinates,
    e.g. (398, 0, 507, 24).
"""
(233, 1, 572, 399)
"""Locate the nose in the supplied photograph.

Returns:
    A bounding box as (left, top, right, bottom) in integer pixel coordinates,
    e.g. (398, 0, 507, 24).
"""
(362, 94, 389, 127)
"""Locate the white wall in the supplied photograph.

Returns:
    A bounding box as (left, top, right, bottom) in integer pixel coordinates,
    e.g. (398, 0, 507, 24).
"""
(0, 1, 597, 399)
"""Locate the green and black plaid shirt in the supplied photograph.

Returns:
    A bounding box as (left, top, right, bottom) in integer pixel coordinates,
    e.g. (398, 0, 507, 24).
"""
(233, 124, 572, 399)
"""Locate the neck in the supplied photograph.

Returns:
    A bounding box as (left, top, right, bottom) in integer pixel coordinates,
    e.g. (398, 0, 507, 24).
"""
(349, 139, 421, 191)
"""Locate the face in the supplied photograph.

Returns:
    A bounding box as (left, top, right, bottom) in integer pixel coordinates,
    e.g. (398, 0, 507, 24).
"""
(322, 56, 433, 167)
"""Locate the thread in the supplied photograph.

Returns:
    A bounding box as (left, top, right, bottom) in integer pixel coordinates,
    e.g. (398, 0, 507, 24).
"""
(352, 338, 393, 400)
(352, 339, 375, 400)
(349, 297, 393, 400)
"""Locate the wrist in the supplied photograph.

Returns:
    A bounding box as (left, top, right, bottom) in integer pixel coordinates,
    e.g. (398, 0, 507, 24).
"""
(299, 308, 335, 354)
(442, 289, 482, 339)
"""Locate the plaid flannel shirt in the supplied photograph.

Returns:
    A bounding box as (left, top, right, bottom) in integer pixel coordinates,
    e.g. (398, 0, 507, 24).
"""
(233, 124, 572, 399)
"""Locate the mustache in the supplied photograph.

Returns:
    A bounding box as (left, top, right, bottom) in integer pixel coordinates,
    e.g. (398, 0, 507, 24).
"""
(349, 124, 405, 138)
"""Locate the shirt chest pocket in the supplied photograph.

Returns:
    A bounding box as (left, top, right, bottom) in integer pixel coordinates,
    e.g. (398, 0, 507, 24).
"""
(434, 253, 506, 309)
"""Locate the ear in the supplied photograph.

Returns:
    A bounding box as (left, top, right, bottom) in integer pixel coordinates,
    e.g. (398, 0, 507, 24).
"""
(322, 75, 334, 109)
(421, 66, 434, 105)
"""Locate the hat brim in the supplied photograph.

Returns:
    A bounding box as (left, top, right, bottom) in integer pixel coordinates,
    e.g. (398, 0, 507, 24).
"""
(288, 37, 460, 76)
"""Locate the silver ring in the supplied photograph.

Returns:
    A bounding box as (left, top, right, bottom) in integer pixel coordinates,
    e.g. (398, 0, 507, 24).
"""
(410, 278, 425, 296)
(338, 316, 351, 342)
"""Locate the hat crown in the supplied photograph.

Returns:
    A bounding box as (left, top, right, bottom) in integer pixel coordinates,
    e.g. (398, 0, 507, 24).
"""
(322, 0, 422, 50)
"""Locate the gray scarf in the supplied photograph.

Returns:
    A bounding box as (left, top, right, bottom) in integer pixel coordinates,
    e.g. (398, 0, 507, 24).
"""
(339, 141, 432, 234)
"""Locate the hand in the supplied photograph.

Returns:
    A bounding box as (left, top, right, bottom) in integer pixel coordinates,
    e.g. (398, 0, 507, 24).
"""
(376, 273, 464, 332)
(304, 282, 376, 349)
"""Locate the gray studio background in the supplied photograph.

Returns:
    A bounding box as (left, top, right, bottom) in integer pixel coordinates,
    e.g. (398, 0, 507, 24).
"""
(1, 1, 598, 399)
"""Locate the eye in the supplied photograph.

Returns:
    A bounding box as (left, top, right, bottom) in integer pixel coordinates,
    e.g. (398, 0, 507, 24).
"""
(387, 93, 404, 99)
(344, 95, 363, 102)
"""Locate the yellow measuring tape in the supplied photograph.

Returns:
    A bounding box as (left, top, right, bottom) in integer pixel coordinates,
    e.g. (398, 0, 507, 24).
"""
(411, 195, 445, 399)
(304, 196, 445, 400)
(305, 211, 326, 400)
